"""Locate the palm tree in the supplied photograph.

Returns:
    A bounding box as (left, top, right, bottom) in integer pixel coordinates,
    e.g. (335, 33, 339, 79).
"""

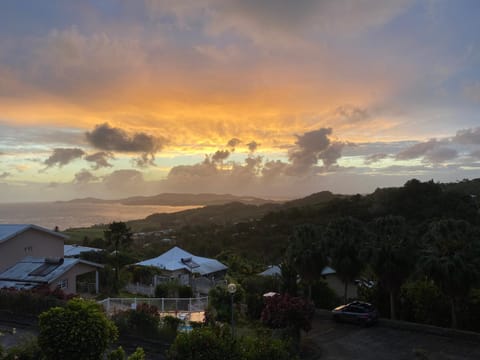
(369, 215, 415, 319)
(324, 217, 367, 304)
(419, 219, 480, 328)
(286, 224, 326, 299)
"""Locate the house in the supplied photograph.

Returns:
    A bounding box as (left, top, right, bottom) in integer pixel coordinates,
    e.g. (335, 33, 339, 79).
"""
(0, 224, 103, 294)
(258, 264, 358, 300)
(64, 244, 103, 258)
(0, 256, 103, 295)
(135, 246, 228, 289)
(0, 224, 66, 273)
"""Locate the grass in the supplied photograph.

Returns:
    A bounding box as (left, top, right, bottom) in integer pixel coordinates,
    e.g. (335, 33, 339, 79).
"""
(63, 227, 106, 244)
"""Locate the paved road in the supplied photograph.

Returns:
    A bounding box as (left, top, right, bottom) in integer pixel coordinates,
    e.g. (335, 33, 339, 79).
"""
(304, 315, 480, 360)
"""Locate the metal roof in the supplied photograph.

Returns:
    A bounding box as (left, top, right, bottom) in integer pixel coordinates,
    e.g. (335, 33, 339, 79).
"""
(135, 246, 228, 276)
(0, 224, 68, 244)
(0, 256, 103, 286)
(258, 265, 337, 277)
(64, 244, 103, 257)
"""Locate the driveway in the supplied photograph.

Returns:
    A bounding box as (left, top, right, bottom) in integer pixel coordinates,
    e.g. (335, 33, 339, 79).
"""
(304, 315, 480, 360)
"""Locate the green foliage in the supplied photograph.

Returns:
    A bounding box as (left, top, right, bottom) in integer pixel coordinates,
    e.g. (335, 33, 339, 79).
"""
(112, 303, 160, 339)
(167, 326, 294, 360)
(208, 284, 244, 323)
(38, 298, 118, 360)
(400, 279, 449, 327)
(308, 279, 339, 310)
(0, 288, 66, 316)
(104, 221, 133, 251)
(241, 275, 281, 319)
(107, 346, 145, 360)
(167, 326, 239, 360)
(108, 346, 127, 360)
(154, 281, 193, 298)
(1, 337, 42, 360)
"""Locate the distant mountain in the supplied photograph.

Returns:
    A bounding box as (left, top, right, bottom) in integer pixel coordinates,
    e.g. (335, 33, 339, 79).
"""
(58, 193, 275, 206)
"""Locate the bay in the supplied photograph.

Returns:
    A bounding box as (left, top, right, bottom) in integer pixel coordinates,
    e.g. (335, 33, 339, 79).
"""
(0, 202, 199, 230)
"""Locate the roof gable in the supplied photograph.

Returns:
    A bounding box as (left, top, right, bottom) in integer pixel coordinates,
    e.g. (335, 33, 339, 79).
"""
(0, 224, 68, 244)
(136, 246, 228, 275)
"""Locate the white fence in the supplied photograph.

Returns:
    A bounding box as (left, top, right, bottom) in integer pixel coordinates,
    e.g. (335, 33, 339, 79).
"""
(98, 296, 209, 320)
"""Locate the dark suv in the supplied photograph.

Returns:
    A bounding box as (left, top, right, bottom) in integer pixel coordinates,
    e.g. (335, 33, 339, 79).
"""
(332, 301, 379, 326)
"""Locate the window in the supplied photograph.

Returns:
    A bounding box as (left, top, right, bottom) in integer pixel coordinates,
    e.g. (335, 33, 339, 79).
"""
(57, 279, 68, 289)
(24, 246, 33, 253)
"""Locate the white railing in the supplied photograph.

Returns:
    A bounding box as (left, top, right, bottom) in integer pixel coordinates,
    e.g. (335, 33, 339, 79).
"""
(98, 296, 209, 319)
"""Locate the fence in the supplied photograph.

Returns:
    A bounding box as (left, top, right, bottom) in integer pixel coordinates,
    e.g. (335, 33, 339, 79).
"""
(98, 296, 209, 322)
(124, 283, 156, 296)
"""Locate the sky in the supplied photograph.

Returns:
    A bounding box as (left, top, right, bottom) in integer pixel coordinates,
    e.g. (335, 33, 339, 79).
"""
(1, 0, 480, 202)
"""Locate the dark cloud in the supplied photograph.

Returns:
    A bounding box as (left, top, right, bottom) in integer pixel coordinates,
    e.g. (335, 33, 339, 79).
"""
(262, 160, 289, 179)
(0, 172, 10, 179)
(84, 151, 114, 170)
(247, 141, 259, 152)
(453, 128, 480, 145)
(85, 123, 167, 166)
(211, 150, 230, 163)
(168, 157, 218, 179)
(335, 105, 369, 122)
(102, 169, 145, 190)
(73, 170, 98, 184)
(364, 153, 389, 165)
(227, 138, 241, 148)
(395, 139, 438, 160)
(423, 147, 458, 163)
(470, 149, 480, 159)
(288, 128, 344, 174)
(134, 153, 156, 168)
(44, 148, 85, 168)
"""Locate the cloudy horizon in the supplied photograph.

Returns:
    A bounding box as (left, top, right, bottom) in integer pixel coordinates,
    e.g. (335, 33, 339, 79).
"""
(1, 1, 480, 202)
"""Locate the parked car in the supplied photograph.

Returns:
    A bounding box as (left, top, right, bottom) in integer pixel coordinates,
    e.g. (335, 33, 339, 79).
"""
(332, 301, 379, 326)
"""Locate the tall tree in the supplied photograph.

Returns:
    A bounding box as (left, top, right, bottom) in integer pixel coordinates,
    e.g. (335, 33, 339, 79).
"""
(369, 215, 415, 319)
(419, 219, 480, 328)
(324, 217, 367, 303)
(104, 221, 132, 292)
(285, 224, 326, 299)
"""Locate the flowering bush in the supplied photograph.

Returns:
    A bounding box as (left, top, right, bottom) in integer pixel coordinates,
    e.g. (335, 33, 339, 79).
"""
(261, 293, 315, 332)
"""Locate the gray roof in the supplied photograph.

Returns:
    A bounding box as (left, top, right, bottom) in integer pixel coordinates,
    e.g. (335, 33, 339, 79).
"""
(135, 246, 228, 276)
(259, 265, 336, 277)
(0, 257, 102, 287)
(64, 244, 103, 257)
(0, 224, 68, 244)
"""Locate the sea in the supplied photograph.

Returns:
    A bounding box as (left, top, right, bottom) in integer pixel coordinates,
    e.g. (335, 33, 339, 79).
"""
(0, 202, 200, 230)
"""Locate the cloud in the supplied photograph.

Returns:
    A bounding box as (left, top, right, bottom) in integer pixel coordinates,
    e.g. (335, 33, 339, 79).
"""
(464, 82, 480, 103)
(85, 123, 167, 167)
(470, 149, 480, 159)
(395, 139, 438, 160)
(247, 141, 259, 152)
(168, 157, 218, 179)
(0, 172, 10, 179)
(227, 138, 241, 148)
(102, 169, 145, 192)
(334, 105, 370, 122)
(73, 170, 98, 184)
(453, 128, 480, 145)
(211, 150, 230, 163)
(43, 148, 85, 168)
(364, 153, 389, 164)
(288, 128, 344, 174)
(84, 151, 114, 170)
(423, 147, 458, 163)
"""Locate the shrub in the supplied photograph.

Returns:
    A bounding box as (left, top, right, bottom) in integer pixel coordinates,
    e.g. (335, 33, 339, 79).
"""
(38, 298, 118, 360)
(208, 284, 244, 323)
(112, 303, 160, 339)
(2, 337, 42, 360)
(0, 288, 67, 317)
(261, 293, 315, 332)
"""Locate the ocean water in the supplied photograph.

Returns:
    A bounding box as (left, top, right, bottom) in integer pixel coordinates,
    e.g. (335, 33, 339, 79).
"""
(0, 202, 199, 230)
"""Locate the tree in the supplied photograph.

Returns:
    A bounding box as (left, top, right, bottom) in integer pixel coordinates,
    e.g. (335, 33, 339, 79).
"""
(419, 219, 480, 328)
(38, 298, 118, 360)
(104, 221, 132, 292)
(285, 224, 326, 299)
(369, 215, 415, 319)
(324, 217, 367, 303)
